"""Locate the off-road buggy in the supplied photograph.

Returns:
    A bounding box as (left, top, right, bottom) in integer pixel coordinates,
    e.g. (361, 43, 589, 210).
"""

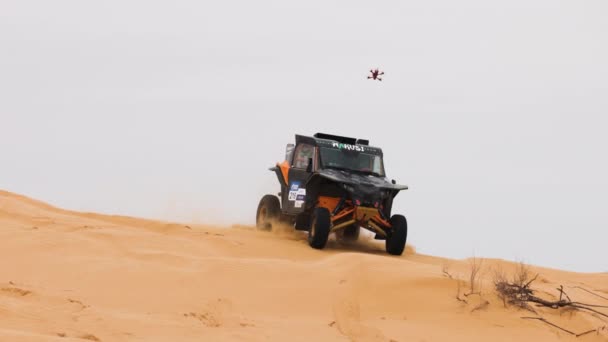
(256, 133, 409, 255)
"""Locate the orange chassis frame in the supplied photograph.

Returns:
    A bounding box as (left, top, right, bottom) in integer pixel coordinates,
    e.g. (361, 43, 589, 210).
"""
(276, 160, 392, 237)
(317, 196, 391, 238)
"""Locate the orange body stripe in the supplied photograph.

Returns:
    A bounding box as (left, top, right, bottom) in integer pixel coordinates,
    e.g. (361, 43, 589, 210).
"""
(278, 160, 290, 184)
(317, 196, 358, 222)
(316, 196, 341, 212)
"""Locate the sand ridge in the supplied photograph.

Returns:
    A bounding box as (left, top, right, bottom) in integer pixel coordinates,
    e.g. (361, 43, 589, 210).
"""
(0, 190, 606, 341)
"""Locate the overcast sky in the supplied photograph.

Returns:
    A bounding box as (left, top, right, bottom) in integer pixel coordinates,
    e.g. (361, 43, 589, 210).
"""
(2, 0, 607, 272)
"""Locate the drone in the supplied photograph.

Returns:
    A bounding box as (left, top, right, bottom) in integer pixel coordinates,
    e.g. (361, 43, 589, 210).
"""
(367, 68, 384, 81)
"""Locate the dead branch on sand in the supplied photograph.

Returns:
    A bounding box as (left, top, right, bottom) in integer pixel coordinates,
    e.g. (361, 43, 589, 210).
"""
(494, 262, 608, 336)
(570, 286, 608, 302)
(471, 300, 490, 313)
(495, 277, 608, 319)
(521, 317, 599, 337)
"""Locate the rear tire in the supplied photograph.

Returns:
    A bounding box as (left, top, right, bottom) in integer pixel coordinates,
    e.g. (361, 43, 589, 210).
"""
(308, 207, 331, 249)
(386, 215, 407, 255)
(256, 195, 281, 230)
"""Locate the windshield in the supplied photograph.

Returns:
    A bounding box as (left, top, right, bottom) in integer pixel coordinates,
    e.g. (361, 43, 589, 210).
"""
(319, 147, 385, 176)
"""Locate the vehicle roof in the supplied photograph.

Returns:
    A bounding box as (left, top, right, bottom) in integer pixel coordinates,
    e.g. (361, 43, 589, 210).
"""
(295, 132, 383, 155)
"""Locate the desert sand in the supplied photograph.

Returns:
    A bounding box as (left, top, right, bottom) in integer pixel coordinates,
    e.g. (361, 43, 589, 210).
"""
(0, 189, 606, 341)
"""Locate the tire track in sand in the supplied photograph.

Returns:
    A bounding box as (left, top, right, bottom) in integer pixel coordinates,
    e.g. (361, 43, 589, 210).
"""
(331, 268, 392, 342)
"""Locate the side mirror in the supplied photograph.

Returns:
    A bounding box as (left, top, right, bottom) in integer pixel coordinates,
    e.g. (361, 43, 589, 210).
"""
(306, 157, 313, 173)
(285, 143, 295, 163)
(391, 179, 396, 184)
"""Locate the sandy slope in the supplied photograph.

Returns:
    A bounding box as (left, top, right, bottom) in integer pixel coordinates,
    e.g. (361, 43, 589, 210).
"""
(0, 190, 606, 342)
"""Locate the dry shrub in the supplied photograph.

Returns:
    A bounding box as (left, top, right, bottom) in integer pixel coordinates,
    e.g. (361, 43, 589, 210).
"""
(467, 257, 484, 295)
(442, 261, 453, 279)
(449, 257, 488, 309)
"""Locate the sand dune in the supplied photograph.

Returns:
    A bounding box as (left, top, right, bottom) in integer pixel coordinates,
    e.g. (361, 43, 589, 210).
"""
(0, 190, 606, 341)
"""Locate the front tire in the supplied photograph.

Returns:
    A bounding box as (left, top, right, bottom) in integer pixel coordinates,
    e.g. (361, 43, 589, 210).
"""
(256, 195, 281, 230)
(386, 215, 407, 255)
(308, 207, 331, 249)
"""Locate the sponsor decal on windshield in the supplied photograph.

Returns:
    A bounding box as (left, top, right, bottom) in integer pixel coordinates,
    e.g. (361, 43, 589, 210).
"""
(332, 142, 365, 152)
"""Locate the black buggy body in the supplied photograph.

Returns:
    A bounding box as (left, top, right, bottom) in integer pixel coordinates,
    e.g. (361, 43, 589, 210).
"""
(256, 133, 409, 255)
